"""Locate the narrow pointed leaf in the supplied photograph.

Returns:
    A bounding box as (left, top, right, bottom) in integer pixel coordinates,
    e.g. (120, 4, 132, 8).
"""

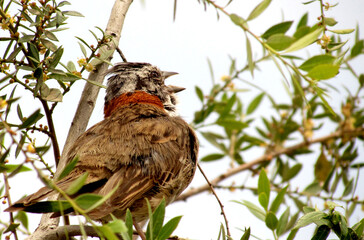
(157, 216, 182, 240)
(247, 93, 264, 115)
(285, 27, 323, 53)
(58, 156, 79, 180)
(66, 172, 89, 195)
(247, 0, 272, 21)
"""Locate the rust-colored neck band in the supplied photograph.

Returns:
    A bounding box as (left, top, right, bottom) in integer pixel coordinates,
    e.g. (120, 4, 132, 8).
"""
(104, 91, 164, 117)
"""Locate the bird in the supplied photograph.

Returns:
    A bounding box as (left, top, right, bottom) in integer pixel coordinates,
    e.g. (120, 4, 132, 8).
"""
(6, 62, 198, 224)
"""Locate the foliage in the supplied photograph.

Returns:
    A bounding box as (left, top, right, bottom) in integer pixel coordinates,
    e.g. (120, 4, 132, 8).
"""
(0, 0, 364, 239)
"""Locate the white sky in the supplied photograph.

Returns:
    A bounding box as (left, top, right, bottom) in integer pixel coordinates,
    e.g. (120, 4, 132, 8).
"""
(2, 0, 364, 239)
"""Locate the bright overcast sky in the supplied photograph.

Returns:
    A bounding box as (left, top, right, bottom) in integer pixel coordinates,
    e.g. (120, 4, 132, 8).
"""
(4, 0, 364, 239)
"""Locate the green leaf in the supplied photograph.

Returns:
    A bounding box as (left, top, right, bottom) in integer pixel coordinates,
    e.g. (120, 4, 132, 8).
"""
(216, 119, 248, 130)
(66, 172, 89, 195)
(27, 42, 40, 61)
(220, 94, 236, 118)
(283, 163, 302, 181)
(308, 64, 339, 80)
(125, 209, 133, 240)
(312, 225, 330, 240)
(230, 14, 247, 29)
(41, 87, 63, 102)
(15, 211, 28, 230)
(0, 164, 31, 174)
(342, 178, 354, 197)
(351, 40, 363, 57)
(15, 134, 26, 158)
(299, 55, 336, 72)
(258, 169, 270, 203)
(265, 211, 278, 230)
(75, 194, 103, 210)
(6, 46, 22, 61)
(329, 29, 355, 34)
(85, 79, 107, 89)
(58, 1, 71, 7)
(200, 153, 225, 162)
(247, 0, 272, 21)
(149, 199, 165, 238)
(195, 86, 204, 102)
(314, 150, 332, 183)
(19, 109, 43, 129)
(67, 61, 77, 72)
(62, 10, 84, 17)
(48, 72, 82, 81)
(105, 219, 128, 233)
(297, 13, 308, 29)
(240, 227, 250, 240)
(285, 27, 323, 53)
(4, 223, 20, 234)
(48, 47, 64, 69)
(325, 18, 337, 26)
(246, 93, 264, 115)
(287, 229, 298, 240)
(258, 192, 269, 210)
(96, 225, 119, 240)
(294, 211, 326, 229)
(270, 185, 288, 213)
(157, 216, 182, 240)
(57, 156, 79, 180)
(234, 200, 265, 221)
(19, 34, 34, 43)
(262, 21, 293, 39)
(44, 30, 59, 41)
(55, 10, 67, 28)
(277, 207, 290, 236)
(266, 34, 295, 51)
(41, 38, 58, 52)
(303, 182, 322, 196)
(352, 219, 364, 238)
(78, 42, 87, 57)
(246, 35, 254, 76)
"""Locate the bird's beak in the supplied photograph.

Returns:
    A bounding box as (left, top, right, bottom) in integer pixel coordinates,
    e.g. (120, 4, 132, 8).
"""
(168, 85, 186, 93)
(162, 71, 178, 79)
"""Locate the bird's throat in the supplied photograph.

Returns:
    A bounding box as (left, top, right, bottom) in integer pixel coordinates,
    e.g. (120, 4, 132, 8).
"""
(104, 91, 164, 118)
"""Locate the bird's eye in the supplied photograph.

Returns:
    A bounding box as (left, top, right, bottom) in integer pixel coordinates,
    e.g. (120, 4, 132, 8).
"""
(150, 71, 160, 79)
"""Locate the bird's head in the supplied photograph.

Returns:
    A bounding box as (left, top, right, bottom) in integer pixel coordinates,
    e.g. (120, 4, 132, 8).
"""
(104, 62, 184, 116)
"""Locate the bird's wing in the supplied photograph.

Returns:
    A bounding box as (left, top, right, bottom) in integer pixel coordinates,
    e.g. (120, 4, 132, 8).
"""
(78, 106, 198, 220)
(6, 105, 198, 221)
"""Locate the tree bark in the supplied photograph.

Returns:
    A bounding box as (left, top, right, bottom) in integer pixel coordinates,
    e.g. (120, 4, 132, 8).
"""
(26, 0, 133, 239)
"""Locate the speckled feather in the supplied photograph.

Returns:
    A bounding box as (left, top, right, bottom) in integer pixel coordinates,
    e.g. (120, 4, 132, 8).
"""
(6, 62, 198, 223)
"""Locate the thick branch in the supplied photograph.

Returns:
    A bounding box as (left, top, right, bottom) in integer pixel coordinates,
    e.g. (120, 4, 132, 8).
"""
(28, 1, 133, 239)
(43, 225, 99, 240)
(176, 128, 364, 201)
(58, 0, 133, 175)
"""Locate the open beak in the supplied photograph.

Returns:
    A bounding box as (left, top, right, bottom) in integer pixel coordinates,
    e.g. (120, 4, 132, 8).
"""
(162, 71, 178, 79)
(162, 71, 184, 93)
(168, 85, 186, 93)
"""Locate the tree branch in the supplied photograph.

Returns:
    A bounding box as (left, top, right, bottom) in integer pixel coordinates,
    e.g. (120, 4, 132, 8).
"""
(197, 163, 231, 237)
(57, 0, 133, 175)
(27, 0, 133, 239)
(176, 128, 364, 201)
(42, 225, 99, 240)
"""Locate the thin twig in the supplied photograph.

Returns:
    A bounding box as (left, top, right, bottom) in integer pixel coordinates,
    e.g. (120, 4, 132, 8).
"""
(116, 47, 127, 62)
(212, 184, 364, 205)
(133, 219, 147, 240)
(177, 128, 364, 201)
(3, 172, 19, 240)
(197, 163, 231, 237)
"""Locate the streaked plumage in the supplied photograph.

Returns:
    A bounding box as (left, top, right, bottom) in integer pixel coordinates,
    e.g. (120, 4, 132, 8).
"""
(6, 62, 198, 223)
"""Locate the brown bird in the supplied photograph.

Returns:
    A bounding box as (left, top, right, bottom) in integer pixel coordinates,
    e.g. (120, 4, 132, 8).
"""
(6, 62, 198, 224)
